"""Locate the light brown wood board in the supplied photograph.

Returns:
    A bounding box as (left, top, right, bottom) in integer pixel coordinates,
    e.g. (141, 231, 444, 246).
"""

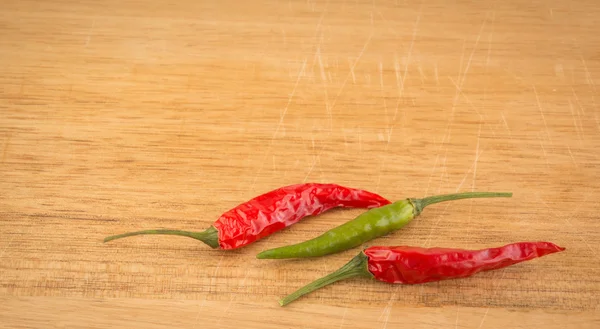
(1, 0, 599, 328)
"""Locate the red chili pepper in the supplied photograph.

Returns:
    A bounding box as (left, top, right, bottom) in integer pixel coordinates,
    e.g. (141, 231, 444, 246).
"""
(103, 183, 391, 250)
(279, 241, 565, 306)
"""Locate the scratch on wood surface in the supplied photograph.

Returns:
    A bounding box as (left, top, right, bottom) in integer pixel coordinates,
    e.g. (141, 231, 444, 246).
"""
(308, 1, 328, 78)
(376, 3, 422, 37)
(250, 58, 307, 188)
(335, 33, 372, 110)
(85, 18, 96, 47)
(217, 298, 235, 325)
(375, 11, 420, 192)
(301, 32, 373, 167)
(426, 17, 485, 196)
(580, 56, 597, 94)
(571, 87, 586, 140)
(338, 307, 349, 329)
(193, 255, 225, 329)
(301, 4, 330, 127)
(317, 46, 332, 130)
(280, 27, 287, 47)
(486, 10, 495, 67)
(434, 17, 486, 175)
(439, 146, 449, 189)
(464, 123, 483, 247)
(423, 148, 485, 246)
(568, 99, 582, 142)
(567, 145, 577, 167)
(393, 56, 403, 124)
(533, 84, 552, 143)
(424, 138, 441, 195)
(278, 59, 307, 133)
(379, 291, 396, 329)
(191, 299, 207, 329)
(393, 10, 419, 124)
(349, 58, 357, 84)
(209, 255, 224, 288)
(303, 134, 320, 182)
(448, 77, 483, 120)
(476, 269, 507, 328)
(455, 307, 460, 329)
(500, 112, 513, 141)
(579, 56, 597, 114)
(379, 61, 389, 140)
(379, 8, 421, 156)
(472, 123, 482, 189)
(477, 307, 491, 329)
(309, 22, 325, 67)
(434, 61, 440, 85)
(418, 63, 425, 85)
(537, 194, 598, 260)
(238, 262, 254, 287)
(458, 16, 487, 87)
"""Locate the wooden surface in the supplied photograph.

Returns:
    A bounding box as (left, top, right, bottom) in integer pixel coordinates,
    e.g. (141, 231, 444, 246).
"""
(1, 0, 599, 327)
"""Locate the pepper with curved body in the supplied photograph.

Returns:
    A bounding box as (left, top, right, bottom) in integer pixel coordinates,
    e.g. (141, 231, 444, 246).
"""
(103, 183, 391, 250)
(257, 191, 512, 259)
(279, 241, 565, 306)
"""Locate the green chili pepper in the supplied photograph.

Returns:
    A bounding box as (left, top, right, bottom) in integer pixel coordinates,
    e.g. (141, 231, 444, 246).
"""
(256, 191, 512, 259)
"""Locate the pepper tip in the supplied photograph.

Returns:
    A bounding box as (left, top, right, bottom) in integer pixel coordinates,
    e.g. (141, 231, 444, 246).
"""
(256, 251, 271, 259)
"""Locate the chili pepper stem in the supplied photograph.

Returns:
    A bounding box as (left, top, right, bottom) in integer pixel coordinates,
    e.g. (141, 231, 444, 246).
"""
(411, 191, 512, 216)
(279, 252, 371, 306)
(103, 226, 220, 249)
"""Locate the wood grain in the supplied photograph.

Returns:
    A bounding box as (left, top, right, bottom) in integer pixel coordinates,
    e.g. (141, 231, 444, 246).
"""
(1, 0, 599, 327)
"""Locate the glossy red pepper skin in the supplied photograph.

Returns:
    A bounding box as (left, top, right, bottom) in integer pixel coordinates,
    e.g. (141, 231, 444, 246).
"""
(278, 241, 565, 306)
(214, 183, 391, 249)
(364, 242, 565, 284)
(104, 183, 391, 250)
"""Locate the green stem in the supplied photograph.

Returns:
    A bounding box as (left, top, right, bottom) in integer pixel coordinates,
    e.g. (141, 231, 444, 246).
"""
(103, 226, 220, 249)
(279, 252, 371, 306)
(411, 191, 512, 216)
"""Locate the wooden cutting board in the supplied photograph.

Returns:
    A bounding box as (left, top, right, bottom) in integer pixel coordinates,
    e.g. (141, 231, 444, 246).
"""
(1, 0, 599, 328)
